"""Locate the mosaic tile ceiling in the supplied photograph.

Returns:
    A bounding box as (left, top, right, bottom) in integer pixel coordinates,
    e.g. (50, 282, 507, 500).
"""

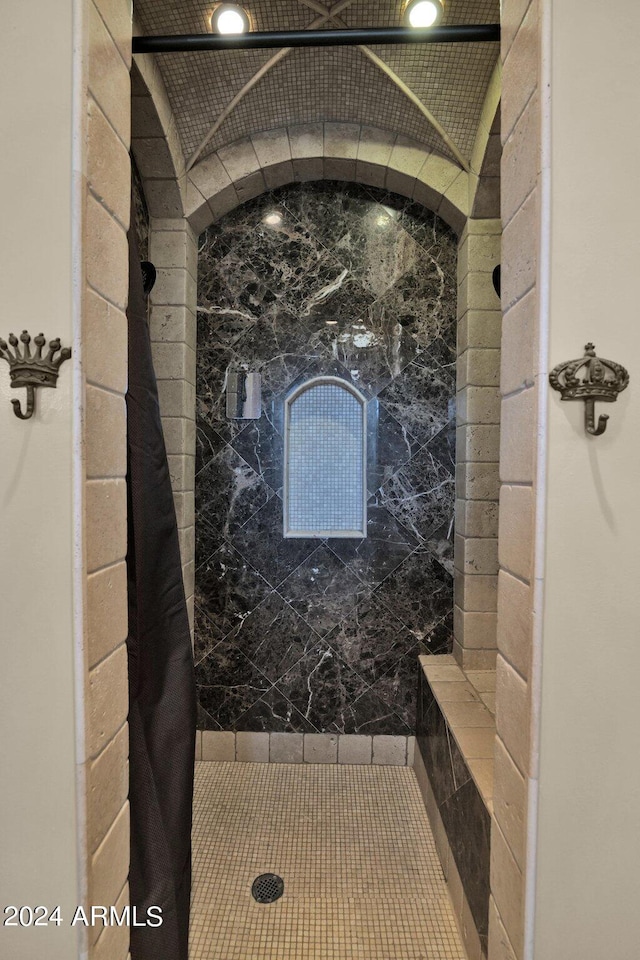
(133, 0, 500, 169)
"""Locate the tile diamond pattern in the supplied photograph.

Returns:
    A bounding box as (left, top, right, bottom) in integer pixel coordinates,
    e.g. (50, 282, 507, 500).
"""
(195, 182, 456, 734)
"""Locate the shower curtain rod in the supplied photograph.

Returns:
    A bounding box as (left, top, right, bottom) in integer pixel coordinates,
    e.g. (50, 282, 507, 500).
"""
(132, 24, 500, 54)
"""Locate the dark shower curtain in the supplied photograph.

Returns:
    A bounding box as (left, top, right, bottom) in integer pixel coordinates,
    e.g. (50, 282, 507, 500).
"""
(125, 197, 197, 960)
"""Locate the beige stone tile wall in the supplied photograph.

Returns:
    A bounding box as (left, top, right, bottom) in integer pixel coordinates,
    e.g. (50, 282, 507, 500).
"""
(454, 218, 501, 672)
(83, 1, 132, 957)
(185, 123, 470, 236)
(489, 1, 542, 958)
(148, 219, 198, 633)
(198, 732, 415, 766)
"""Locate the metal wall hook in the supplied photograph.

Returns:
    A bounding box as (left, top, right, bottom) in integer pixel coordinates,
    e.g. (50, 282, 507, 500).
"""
(549, 343, 629, 437)
(0, 331, 72, 421)
(11, 385, 36, 420)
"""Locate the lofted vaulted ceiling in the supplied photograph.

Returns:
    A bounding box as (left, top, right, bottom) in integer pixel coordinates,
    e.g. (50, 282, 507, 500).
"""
(133, 0, 500, 173)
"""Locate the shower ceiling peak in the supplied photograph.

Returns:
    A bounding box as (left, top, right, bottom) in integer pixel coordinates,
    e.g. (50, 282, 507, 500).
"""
(133, 0, 500, 172)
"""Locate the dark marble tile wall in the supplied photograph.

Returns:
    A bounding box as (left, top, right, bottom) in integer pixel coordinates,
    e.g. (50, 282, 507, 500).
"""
(417, 670, 490, 955)
(194, 181, 457, 735)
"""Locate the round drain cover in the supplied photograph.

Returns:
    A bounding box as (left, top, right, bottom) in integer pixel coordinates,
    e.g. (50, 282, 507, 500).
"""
(251, 873, 284, 904)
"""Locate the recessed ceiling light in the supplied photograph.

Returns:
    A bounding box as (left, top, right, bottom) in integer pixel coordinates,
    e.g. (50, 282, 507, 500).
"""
(263, 211, 283, 226)
(405, 0, 444, 28)
(210, 3, 250, 35)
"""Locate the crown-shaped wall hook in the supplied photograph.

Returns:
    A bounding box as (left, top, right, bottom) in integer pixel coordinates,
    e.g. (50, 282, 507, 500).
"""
(549, 343, 629, 436)
(0, 331, 72, 420)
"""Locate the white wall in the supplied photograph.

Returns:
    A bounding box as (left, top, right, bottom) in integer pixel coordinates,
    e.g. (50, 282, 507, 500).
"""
(533, 3, 640, 957)
(0, 2, 82, 958)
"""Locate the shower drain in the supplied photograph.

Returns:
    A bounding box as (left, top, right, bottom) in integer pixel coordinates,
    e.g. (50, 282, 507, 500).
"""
(251, 873, 284, 904)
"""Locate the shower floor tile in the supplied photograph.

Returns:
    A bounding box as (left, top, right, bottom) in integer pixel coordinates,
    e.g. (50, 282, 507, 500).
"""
(190, 762, 467, 960)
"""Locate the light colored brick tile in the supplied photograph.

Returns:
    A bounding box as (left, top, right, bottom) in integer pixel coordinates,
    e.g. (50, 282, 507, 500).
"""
(88, 2, 131, 147)
(495, 655, 530, 776)
(87, 97, 130, 228)
(457, 349, 501, 389)
(372, 736, 407, 765)
(251, 128, 292, 167)
(454, 535, 499, 576)
(89, 802, 130, 929)
(217, 137, 260, 182)
(457, 386, 501, 425)
(304, 734, 338, 763)
(84, 291, 127, 393)
(90, 882, 129, 959)
(500, 387, 537, 483)
(85, 194, 129, 310)
(488, 894, 519, 960)
(443, 700, 495, 728)
(87, 644, 129, 759)
(87, 723, 129, 854)
(498, 485, 533, 581)
(270, 733, 303, 763)
(494, 736, 527, 871)
(497, 570, 532, 680)
(490, 820, 524, 957)
(457, 310, 502, 353)
(202, 731, 235, 761)
(236, 732, 269, 763)
(86, 479, 127, 573)
(455, 571, 498, 612)
(454, 607, 498, 650)
(324, 122, 359, 158)
(502, 91, 540, 227)
(338, 735, 372, 764)
(288, 122, 324, 158)
(149, 305, 197, 351)
(502, 188, 538, 310)
(501, 288, 537, 394)
(86, 386, 126, 479)
(93, 0, 132, 67)
(87, 562, 128, 668)
(502, 0, 539, 142)
(456, 424, 500, 463)
(156, 378, 195, 419)
(456, 462, 500, 501)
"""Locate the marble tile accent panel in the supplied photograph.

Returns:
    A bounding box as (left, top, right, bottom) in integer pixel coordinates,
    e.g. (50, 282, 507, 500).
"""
(309, 312, 420, 397)
(327, 506, 419, 588)
(194, 182, 458, 737)
(278, 545, 371, 637)
(223, 591, 319, 683)
(196, 641, 272, 729)
(366, 400, 422, 493)
(275, 641, 408, 736)
(378, 360, 453, 447)
(195, 445, 273, 551)
(377, 442, 455, 543)
(323, 593, 417, 685)
(195, 542, 272, 640)
(229, 497, 318, 588)
(230, 416, 283, 495)
(368, 645, 422, 728)
(193, 603, 224, 666)
(374, 550, 453, 645)
(234, 687, 317, 734)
